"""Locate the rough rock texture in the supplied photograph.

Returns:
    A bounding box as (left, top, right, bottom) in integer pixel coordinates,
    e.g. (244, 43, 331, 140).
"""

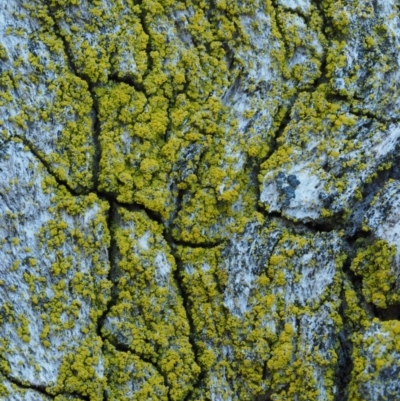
(1, 0, 400, 400)
(260, 97, 400, 223)
(0, 0, 96, 192)
(0, 141, 110, 399)
(0, 373, 50, 401)
(178, 221, 345, 401)
(349, 320, 400, 401)
(102, 205, 199, 401)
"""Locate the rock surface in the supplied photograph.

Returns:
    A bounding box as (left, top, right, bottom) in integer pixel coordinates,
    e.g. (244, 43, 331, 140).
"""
(1, 0, 400, 400)
(0, 141, 110, 399)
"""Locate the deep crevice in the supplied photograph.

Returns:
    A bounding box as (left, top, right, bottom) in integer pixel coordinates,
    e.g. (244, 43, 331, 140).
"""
(106, 340, 168, 392)
(97, 188, 226, 249)
(0, 373, 52, 399)
(0, 370, 90, 400)
(14, 135, 84, 196)
(166, 244, 205, 401)
(89, 83, 102, 193)
(42, 2, 103, 197)
(333, 279, 353, 401)
(107, 73, 145, 93)
(375, 304, 400, 321)
(170, 237, 225, 249)
(258, 207, 336, 233)
(254, 390, 273, 401)
(94, 201, 116, 401)
(165, 186, 185, 229)
(280, 5, 309, 22)
(96, 190, 165, 226)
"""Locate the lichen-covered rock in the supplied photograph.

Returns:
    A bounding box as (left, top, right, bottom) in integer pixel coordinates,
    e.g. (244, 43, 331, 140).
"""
(275, 4, 325, 88)
(348, 180, 400, 309)
(324, 0, 400, 121)
(46, 0, 148, 84)
(0, 373, 51, 400)
(169, 0, 288, 243)
(2, 0, 400, 398)
(0, 141, 111, 399)
(178, 218, 345, 401)
(260, 90, 400, 223)
(364, 179, 400, 258)
(259, 0, 400, 225)
(246, 229, 345, 401)
(101, 205, 199, 401)
(104, 342, 168, 401)
(0, 0, 96, 191)
(67, 0, 327, 244)
(349, 320, 400, 401)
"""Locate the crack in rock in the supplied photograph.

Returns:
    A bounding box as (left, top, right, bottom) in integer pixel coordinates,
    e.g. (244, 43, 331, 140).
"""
(2, 1, 400, 400)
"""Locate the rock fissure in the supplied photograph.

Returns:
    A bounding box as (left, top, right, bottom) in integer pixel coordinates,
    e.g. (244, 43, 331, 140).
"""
(41, 2, 104, 195)
(93, 200, 115, 401)
(0, 368, 90, 401)
(257, 207, 335, 234)
(105, 340, 168, 393)
(334, 280, 354, 401)
(2, 1, 400, 400)
(107, 74, 145, 93)
(0, 371, 52, 398)
(166, 244, 205, 401)
(89, 83, 102, 194)
(13, 135, 83, 196)
(97, 189, 225, 249)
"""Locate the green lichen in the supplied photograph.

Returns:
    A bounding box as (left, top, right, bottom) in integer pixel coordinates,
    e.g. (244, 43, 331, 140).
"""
(178, 221, 345, 401)
(0, 143, 111, 399)
(104, 341, 168, 401)
(351, 239, 398, 309)
(53, 336, 106, 400)
(2, 0, 400, 399)
(348, 321, 400, 401)
(0, 1, 97, 191)
(101, 206, 199, 401)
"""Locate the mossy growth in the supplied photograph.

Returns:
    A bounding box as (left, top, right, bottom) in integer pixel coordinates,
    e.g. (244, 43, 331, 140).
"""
(104, 341, 168, 401)
(52, 336, 106, 401)
(351, 239, 398, 309)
